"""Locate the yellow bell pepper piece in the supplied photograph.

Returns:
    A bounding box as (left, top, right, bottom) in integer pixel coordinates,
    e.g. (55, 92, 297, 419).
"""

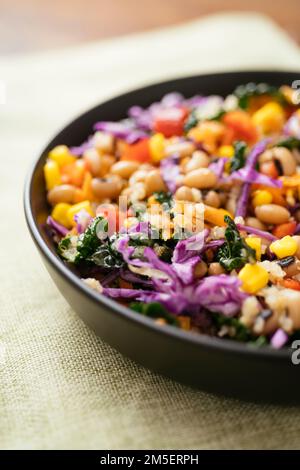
(51, 203, 72, 228)
(245, 237, 262, 260)
(252, 102, 285, 134)
(149, 133, 165, 162)
(82, 171, 94, 200)
(44, 160, 61, 190)
(281, 175, 300, 188)
(204, 205, 232, 227)
(67, 201, 94, 226)
(252, 189, 273, 207)
(238, 263, 269, 294)
(48, 145, 76, 167)
(218, 145, 234, 158)
(188, 121, 224, 153)
(269, 235, 298, 259)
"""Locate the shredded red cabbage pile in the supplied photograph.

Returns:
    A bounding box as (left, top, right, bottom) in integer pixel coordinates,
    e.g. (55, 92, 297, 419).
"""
(103, 233, 247, 316)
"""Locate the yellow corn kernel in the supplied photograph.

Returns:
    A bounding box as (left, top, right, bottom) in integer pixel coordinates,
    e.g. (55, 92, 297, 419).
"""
(245, 237, 262, 261)
(44, 160, 62, 190)
(67, 201, 94, 226)
(252, 189, 273, 207)
(51, 203, 72, 228)
(252, 102, 285, 134)
(149, 133, 165, 162)
(48, 145, 76, 167)
(218, 145, 234, 158)
(238, 263, 269, 294)
(269, 235, 298, 259)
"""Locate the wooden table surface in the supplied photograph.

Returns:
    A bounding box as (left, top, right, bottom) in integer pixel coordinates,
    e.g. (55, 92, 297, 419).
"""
(1, 0, 299, 55)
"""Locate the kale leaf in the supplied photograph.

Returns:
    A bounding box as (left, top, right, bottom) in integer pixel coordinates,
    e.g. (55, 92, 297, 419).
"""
(130, 302, 178, 326)
(58, 235, 80, 263)
(58, 216, 112, 266)
(230, 141, 247, 173)
(212, 313, 267, 345)
(90, 244, 124, 269)
(277, 137, 300, 150)
(217, 215, 256, 271)
(233, 82, 286, 109)
(76, 216, 108, 259)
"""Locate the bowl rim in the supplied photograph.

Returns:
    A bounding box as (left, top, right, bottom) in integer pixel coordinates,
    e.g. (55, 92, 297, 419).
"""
(24, 70, 296, 361)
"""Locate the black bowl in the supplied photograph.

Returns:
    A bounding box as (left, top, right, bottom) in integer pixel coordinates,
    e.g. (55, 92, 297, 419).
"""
(24, 71, 300, 402)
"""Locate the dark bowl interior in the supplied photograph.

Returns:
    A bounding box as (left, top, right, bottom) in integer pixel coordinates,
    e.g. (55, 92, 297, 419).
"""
(24, 71, 300, 402)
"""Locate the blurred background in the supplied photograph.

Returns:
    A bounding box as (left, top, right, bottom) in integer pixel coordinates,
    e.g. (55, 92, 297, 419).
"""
(1, 0, 299, 55)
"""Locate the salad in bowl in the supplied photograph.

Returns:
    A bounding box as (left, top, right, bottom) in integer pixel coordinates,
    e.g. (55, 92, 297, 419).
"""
(43, 82, 300, 350)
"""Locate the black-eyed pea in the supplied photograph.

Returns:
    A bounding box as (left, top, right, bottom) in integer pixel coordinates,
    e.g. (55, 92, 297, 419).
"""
(175, 174, 185, 187)
(99, 155, 115, 177)
(47, 184, 76, 205)
(110, 161, 139, 179)
(225, 198, 235, 215)
(261, 310, 281, 336)
(91, 176, 123, 200)
(282, 259, 300, 277)
(93, 131, 114, 153)
(184, 151, 210, 173)
(194, 260, 208, 278)
(245, 217, 267, 231)
(294, 210, 300, 223)
(129, 170, 148, 186)
(175, 186, 196, 202)
(165, 141, 195, 158)
(204, 190, 220, 208)
(218, 191, 227, 206)
(284, 290, 300, 330)
(255, 204, 290, 225)
(83, 149, 102, 176)
(292, 236, 300, 259)
(130, 182, 147, 202)
(183, 168, 217, 189)
(259, 147, 296, 176)
(208, 262, 225, 276)
(145, 170, 167, 196)
(272, 147, 296, 176)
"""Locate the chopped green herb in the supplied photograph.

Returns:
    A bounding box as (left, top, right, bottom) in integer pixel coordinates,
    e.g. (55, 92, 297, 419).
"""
(230, 141, 247, 173)
(217, 216, 256, 271)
